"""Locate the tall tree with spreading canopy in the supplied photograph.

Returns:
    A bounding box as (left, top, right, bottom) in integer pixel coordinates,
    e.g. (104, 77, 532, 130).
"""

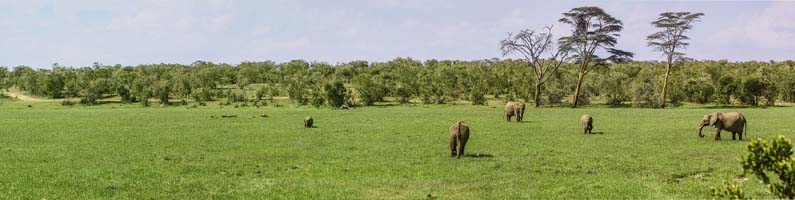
(500, 25, 570, 107)
(558, 6, 633, 108)
(647, 12, 704, 108)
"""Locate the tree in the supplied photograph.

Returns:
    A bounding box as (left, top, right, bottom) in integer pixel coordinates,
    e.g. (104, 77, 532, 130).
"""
(559, 6, 633, 108)
(500, 25, 570, 107)
(0, 67, 8, 94)
(647, 12, 704, 108)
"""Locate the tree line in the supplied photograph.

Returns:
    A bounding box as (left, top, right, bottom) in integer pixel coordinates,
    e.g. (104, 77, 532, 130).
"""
(1, 59, 794, 108)
(1, 6, 792, 108)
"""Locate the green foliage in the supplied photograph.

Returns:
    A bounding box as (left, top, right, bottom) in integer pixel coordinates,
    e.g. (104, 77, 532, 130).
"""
(558, 6, 634, 107)
(309, 87, 325, 108)
(629, 67, 660, 108)
(353, 73, 387, 106)
(324, 81, 349, 108)
(741, 136, 795, 199)
(710, 181, 749, 200)
(717, 76, 740, 105)
(2, 59, 794, 108)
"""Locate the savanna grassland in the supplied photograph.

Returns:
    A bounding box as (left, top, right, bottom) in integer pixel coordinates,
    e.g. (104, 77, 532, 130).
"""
(1, 100, 793, 199)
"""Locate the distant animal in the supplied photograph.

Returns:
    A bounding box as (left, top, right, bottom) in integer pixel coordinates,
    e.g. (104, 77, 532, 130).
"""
(580, 115, 593, 134)
(504, 101, 526, 122)
(698, 111, 746, 141)
(449, 121, 470, 159)
(304, 116, 314, 128)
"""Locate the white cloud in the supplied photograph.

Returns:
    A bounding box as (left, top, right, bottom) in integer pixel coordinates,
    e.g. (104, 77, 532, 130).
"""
(747, 2, 795, 49)
(711, 2, 795, 50)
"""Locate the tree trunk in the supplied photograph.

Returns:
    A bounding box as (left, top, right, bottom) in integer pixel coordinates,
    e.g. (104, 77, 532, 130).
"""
(660, 62, 672, 108)
(534, 81, 542, 108)
(572, 72, 584, 108)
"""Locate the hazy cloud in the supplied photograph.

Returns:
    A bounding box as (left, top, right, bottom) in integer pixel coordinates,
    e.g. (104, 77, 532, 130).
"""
(0, 1, 793, 68)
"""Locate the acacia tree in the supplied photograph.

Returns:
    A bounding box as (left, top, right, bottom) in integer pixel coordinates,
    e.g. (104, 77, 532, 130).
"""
(647, 12, 704, 108)
(559, 6, 633, 108)
(500, 25, 570, 107)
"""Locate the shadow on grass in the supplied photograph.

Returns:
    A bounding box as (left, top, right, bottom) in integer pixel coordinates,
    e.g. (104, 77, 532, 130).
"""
(701, 104, 791, 109)
(463, 153, 494, 158)
(607, 104, 632, 108)
(585, 131, 605, 135)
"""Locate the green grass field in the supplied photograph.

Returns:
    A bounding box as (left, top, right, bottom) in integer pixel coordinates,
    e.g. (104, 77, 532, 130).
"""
(1, 100, 793, 199)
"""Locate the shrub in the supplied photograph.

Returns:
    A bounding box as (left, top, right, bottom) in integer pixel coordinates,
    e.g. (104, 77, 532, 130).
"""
(354, 75, 387, 106)
(191, 88, 213, 102)
(716, 76, 739, 105)
(738, 77, 767, 106)
(470, 89, 486, 105)
(710, 181, 748, 200)
(324, 81, 348, 108)
(602, 72, 630, 106)
(629, 68, 659, 108)
(61, 100, 75, 106)
(682, 79, 714, 104)
(740, 136, 795, 199)
(309, 87, 325, 108)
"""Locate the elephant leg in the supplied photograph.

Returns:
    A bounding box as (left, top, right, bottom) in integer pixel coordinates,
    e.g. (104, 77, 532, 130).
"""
(732, 132, 736, 140)
(449, 136, 457, 157)
(714, 129, 721, 141)
(506, 115, 511, 122)
(517, 115, 521, 122)
(458, 139, 467, 159)
(738, 131, 743, 141)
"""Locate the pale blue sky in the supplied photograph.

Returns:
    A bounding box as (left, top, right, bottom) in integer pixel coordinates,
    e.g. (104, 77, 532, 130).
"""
(1, 0, 793, 68)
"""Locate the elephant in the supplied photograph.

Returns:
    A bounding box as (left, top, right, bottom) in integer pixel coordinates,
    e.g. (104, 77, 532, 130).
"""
(504, 101, 526, 122)
(580, 115, 593, 134)
(449, 121, 470, 159)
(698, 111, 747, 141)
(304, 116, 314, 128)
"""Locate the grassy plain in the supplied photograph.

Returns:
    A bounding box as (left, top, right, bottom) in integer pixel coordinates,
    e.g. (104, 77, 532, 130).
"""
(1, 100, 794, 199)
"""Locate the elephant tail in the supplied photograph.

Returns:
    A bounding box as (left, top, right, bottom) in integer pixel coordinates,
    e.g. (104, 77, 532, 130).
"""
(744, 119, 748, 137)
(456, 121, 465, 138)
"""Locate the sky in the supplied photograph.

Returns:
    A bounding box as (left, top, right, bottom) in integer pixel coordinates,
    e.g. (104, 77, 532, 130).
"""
(1, 0, 794, 69)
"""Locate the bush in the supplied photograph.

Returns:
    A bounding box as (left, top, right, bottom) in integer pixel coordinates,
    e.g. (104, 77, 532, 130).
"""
(738, 77, 767, 106)
(470, 89, 486, 105)
(629, 68, 659, 108)
(354, 75, 387, 106)
(61, 100, 75, 106)
(739, 136, 795, 199)
(602, 72, 630, 106)
(309, 87, 325, 108)
(710, 181, 748, 200)
(324, 81, 348, 108)
(716, 76, 739, 105)
(191, 88, 213, 102)
(682, 79, 714, 104)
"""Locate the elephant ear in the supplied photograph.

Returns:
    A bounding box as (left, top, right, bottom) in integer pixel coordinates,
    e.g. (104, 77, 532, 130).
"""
(709, 112, 721, 126)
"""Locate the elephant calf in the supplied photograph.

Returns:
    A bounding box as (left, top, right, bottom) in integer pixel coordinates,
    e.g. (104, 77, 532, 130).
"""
(580, 115, 593, 134)
(449, 121, 470, 159)
(504, 101, 526, 122)
(304, 116, 314, 128)
(698, 111, 747, 141)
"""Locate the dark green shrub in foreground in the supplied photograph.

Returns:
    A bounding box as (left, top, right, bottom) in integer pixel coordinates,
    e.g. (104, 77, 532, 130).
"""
(742, 136, 795, 199)
(712, 136, 795, 199)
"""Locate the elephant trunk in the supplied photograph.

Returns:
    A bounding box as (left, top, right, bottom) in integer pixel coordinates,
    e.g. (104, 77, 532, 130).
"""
(698, 124, 705, 138)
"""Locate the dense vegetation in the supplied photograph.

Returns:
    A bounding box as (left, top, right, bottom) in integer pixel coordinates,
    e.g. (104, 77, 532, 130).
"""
(1, 59, 794, 108)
